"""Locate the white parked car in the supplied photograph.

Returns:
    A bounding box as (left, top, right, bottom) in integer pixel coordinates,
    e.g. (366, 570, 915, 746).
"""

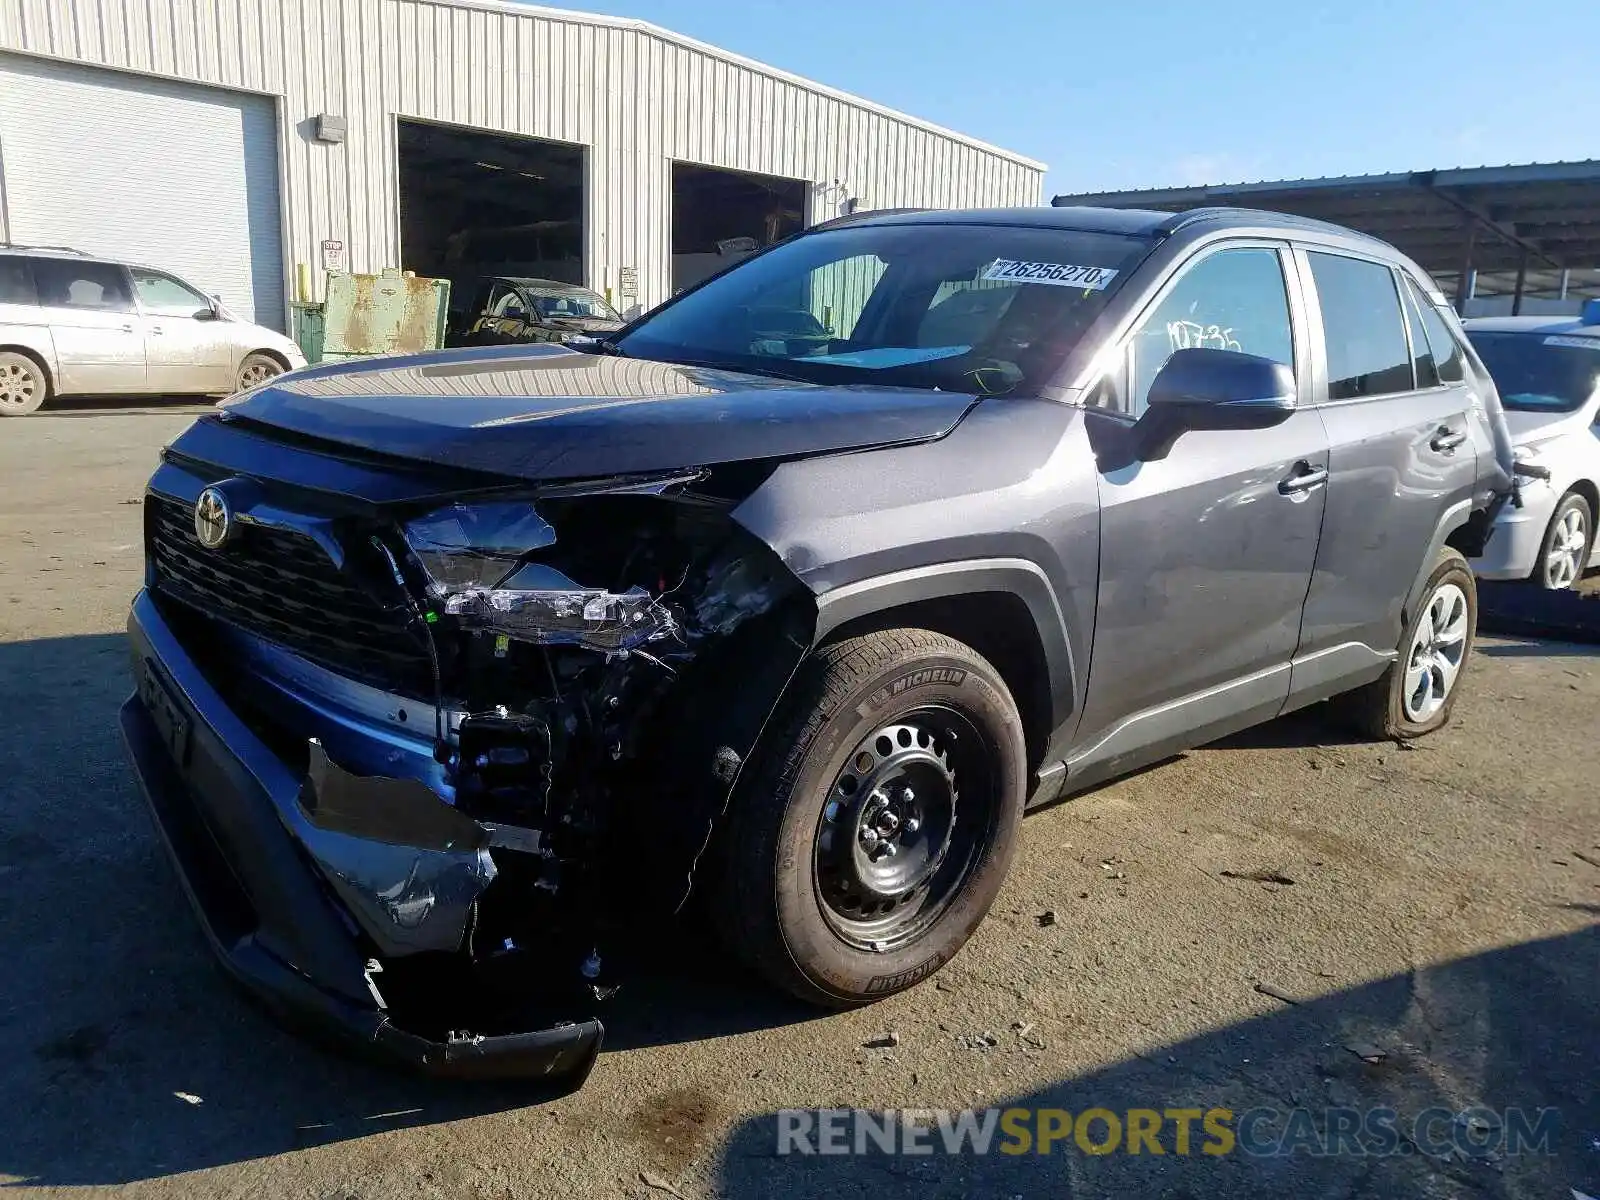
(0, 244, 306, 416)
(1464, 310, 1600, 589)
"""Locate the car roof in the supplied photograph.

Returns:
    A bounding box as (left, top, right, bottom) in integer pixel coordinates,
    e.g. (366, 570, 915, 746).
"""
(493, 276, 601, 295)
(811, 204, 1395, 249)
(1463, 315, 1600, 338)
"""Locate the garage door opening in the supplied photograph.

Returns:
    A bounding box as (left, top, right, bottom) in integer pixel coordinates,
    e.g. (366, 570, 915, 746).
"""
(671, 162, 806, 293)
(398, 119, 586, 320)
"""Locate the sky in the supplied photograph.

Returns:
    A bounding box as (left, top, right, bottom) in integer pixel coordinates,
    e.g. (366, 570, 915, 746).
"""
(535, 0, 1599, 200)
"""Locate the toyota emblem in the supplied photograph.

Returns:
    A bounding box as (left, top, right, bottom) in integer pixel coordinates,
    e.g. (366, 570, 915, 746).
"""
(194, 487, 233, 550)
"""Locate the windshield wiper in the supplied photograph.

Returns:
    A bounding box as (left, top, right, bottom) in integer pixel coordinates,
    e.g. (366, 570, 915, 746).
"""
(566, 334, 627, 357)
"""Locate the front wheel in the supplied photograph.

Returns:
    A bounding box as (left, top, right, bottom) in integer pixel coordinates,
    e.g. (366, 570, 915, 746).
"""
(1333, 547, 1477, 739)
(717, 629, 1026, 1007)
(236, 352, 284, 392)
(1534, 492, 1591, 591)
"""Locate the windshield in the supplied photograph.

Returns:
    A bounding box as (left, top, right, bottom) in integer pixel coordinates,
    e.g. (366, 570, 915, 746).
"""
(1467, 330, 1600, 413)
(616, 222, 1153, 394)
(531, 289, 619, 322)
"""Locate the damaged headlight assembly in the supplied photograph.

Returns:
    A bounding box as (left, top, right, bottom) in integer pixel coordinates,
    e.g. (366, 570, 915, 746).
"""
(402, 501, 679, 653)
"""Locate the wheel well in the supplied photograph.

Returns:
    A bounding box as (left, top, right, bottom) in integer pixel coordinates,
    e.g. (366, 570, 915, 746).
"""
(246, 348, 291, 370)
(822, 592, 1053, 775)
(0, 345, 53, 393)
(1566, 479, 1599, 525)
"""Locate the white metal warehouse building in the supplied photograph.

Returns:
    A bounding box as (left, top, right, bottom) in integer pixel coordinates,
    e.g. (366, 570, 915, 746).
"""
(0, 0, 1044, 331)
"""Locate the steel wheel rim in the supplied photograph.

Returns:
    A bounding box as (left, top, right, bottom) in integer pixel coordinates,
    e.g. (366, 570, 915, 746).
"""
(1402, 581, 1469, 722)
(1545, 508, 1586, 589)
(812, 706, 994, 953)
(0, 361, 38, 411)
(239, 361, 278, 389)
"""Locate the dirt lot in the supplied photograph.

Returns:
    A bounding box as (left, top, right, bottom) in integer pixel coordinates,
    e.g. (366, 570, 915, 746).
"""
(2, 399, 1596, 1200)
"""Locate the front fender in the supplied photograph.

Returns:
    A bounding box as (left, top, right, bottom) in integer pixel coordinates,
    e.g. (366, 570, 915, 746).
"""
(812, 557, 1078, 735)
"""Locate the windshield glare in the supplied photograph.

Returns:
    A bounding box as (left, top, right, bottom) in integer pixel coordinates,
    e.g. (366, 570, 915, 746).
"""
(1467, 331, 1600, 413)
(617, 223, 1153, 394)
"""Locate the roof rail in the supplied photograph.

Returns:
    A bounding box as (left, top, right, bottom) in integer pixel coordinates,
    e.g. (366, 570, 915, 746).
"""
(0, 241, 87, 255)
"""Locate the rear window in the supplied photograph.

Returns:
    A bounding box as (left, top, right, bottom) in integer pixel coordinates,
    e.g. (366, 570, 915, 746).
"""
(0, 257, 37, 305)
(1307, 252, 1414, 399)
(1466, 331, 1600, 413)
(34, 258, 133, 312)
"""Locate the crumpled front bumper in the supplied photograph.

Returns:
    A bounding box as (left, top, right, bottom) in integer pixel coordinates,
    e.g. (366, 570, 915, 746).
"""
(119, 589, 603, 1082)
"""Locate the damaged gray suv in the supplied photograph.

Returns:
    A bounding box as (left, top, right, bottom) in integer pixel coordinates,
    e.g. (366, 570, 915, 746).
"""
(122, 205, 1514, 1081)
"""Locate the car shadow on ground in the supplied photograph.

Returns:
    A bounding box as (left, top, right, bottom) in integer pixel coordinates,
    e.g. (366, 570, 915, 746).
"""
(29, 394, 216, 417)
(3, 632, 1593, 1191)
(711, 925, 1600, 1198)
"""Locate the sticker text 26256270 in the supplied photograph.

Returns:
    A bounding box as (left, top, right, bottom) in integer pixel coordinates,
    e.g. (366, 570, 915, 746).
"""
(980, 260, 1119, 290)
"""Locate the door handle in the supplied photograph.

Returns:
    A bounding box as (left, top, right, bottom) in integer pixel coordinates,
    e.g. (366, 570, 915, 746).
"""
(120, 323, 135, 333)
(1279, 462, 1329, 494)
(149, 326, 164, 335)
(1430, 427, 1467, 452)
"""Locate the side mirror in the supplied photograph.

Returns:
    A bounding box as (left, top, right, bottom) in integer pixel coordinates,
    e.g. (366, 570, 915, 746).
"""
(1134, 347, 1296, 461)
(193, 306, 218, 321)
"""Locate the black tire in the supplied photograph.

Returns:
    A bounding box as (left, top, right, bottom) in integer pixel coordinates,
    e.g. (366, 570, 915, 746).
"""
(1333, 547, 1477, 740)
(0, 350, 49, 416)
(717, 628, 1026, 1007)
(1531, 491, 1591, 591)
(237, 352, 284, 392)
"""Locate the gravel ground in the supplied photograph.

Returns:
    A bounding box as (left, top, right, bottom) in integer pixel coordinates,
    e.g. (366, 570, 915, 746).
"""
(1, 399, 1596, 1200)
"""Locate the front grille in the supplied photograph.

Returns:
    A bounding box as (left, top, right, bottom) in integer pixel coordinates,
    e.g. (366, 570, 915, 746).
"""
(147, 494, 435, 697)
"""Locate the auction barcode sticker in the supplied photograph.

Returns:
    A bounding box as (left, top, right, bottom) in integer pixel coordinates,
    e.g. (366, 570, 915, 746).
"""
(981, 260, 1119, 289)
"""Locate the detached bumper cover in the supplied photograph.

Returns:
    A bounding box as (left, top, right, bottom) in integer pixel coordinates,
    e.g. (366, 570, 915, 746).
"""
(120, 589, 603, 1081)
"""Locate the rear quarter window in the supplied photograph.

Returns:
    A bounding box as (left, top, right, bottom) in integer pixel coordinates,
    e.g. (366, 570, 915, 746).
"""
(0, 257, 38, 305)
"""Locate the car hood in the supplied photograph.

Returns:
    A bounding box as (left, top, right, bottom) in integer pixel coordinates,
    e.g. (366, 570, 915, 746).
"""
(1503, 406, 1593, 445)
(220, 344, 979, 481)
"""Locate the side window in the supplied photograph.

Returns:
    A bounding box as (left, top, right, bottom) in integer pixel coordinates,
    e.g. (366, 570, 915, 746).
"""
(1405, 277, 1465, 384)
(1306, 252, 1413, 399)
(0, 257, 38, 305)
(130, 269, 210, 318)
(1399, 274, 1440, 389)
(488, 285, 527, 318)
(1126, 247, 1295, 414)
(33, 259, 133, 312)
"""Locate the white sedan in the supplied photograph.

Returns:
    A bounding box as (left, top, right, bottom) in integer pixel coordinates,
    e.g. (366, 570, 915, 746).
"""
(1464, 313, 1600, 590)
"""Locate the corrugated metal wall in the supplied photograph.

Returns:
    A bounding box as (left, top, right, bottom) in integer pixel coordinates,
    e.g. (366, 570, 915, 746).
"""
(0, 0, 1045, 313)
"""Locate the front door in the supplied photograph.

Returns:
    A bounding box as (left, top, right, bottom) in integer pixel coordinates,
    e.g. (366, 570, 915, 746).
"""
(32, 258, 146, 394)
(130, 268, 233, 393)
(1073, 244, 1329, 764)
(1295, 250, 1482, 658)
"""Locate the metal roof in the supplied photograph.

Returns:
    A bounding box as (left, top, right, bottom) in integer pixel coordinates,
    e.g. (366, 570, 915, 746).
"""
(1051, 161, 1600, 277)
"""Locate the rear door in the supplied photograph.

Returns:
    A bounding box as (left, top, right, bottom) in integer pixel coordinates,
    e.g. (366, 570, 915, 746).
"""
(1295, 248, 1480, 658)
(130, 267, 232, 393)
(1073, 242, 1331, 758)
(31, 257, 146, 394)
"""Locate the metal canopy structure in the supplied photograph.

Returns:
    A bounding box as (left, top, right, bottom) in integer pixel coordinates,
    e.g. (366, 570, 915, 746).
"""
(1052, 161, 1600, 311)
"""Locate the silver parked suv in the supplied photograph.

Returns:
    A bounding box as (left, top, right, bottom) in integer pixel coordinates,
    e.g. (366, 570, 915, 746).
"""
(0, 245, 305, 415)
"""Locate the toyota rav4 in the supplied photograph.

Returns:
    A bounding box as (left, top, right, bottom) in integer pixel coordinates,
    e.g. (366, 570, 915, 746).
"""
(121, 205, 1514, 1082)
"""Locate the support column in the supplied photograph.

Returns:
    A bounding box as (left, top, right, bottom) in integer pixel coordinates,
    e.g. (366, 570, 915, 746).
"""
(1512, 248, 1529, 316)
(1453, 220, 1477, 314)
